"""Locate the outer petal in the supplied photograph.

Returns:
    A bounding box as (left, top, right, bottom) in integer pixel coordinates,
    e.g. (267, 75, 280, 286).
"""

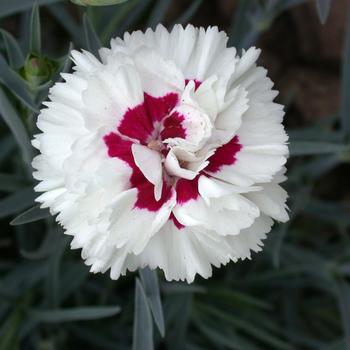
(122, 222, 233, 283)
(82, 63, 144, 133)
(207, 63, 288, 186)
(172, 175, 260, 236)
(227, 214, 273, 260)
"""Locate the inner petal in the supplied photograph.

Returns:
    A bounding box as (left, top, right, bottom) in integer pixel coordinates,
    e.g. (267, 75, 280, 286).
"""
(161, 82, 213, 152)
(131, 143, 163, 200)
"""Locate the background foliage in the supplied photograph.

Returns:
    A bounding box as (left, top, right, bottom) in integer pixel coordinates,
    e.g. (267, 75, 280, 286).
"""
(0, 0, 349, 349)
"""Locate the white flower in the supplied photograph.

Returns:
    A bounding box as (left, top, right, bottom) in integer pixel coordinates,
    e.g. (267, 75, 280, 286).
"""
(32, 24, 289, 283)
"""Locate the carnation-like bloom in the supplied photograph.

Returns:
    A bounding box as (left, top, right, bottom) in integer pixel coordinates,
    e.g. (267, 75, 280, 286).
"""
(32, 25, 289, 282)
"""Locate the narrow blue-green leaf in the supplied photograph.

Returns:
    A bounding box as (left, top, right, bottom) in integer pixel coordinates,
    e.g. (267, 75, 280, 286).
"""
(302, 199, 350, 227)
(59, 263, 89, 302)
(197, 303, 293, 350)
(0, 187, 36, 219)
(341, 13, 350, 140)
(83, 13, 101, 57)
(320, 339, 346, 350)
(113, 0, 153, 39)
(0, 261, 48, 297)
(140, 267, 165, 337)
(29, 3, 41, 54)
(0, 173, 28, 192)
(0, 88, 32, 164)
(316, 0, 331, 25)
(132, 278, 153, 350)
(289, 141, 346, 156)
(147, 0, 172, 29)
(192, 313, 258, 350)
(0, 30, 24, 69)
(10, 205, 50, 225)
(228, 0, 254, 48)
(162, 282, 206, 294)
(100, 0, 141, 44)
(57, 42, 74, 78)
(174, 0, 202, 25)
(0, 55, 38, 112)
(47, 4, 83, 45)
(165, 294, 192, 350)
(0, 135, 16, 164)
(67, 324, 124, 350)
(71, 0, 128, 5)
(36, 42, 73, 103)
(20, 229, 60, 260)
(0, 305, 23, 350)
(335, 280, 350, 349)
(30, 306, 121, 322)
(209, 288, 272, 311)
(0, 0, 62, 18)
(46, 235, 69, 308)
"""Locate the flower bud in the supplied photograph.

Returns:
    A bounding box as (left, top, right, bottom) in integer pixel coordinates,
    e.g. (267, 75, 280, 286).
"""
(21, 54, 57, 90)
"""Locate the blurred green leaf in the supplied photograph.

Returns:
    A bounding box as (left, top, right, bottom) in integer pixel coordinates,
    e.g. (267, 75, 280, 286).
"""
(341, 13, 350, 140)
(46, 235, 68, 308)
(228, 0, 254, 49)
(20, 229, 60, 260)
(0, 187, 36, 219)
(321, 339, 347, 350)
(29, 4, 41, 54)
(302, 199, 350, 227)
(0, 88, 32, 164)
(0, 55, 38, 112)
(165, 294, 192, 350)
(0, 174, 28, 192)
(161, 282, 206, 294)
(47, 4, 83, 45)
(192, 312, 258, 350)
(59, 263, 89, 303)
(0, 135, 16, 164)
(196, 302, 294, 350)
(83, 13, 101, 57)
(67, 324, 124, 350)
(0, 0, 62, 18)
(335, 280, 350, 349)
(289, 141, 347, 156)
(147, 0, 171, 29)
(10, 205, 50, 225)
(54, 42, 74, 81)
(0, 303, 24, 350)
(174, 0, 202, 25)
(100, 0, 140, 44)
(71, 0, 128, 6)
(132, 278, 154, 350)
(0, 261, 48, 297)
(0, 30, 24, 69)
(289, 154, 340, 181)
(208, 288, 272, 311)
(139, 267, 165, 337)
(316, 0, 332, 24)
(30, 306, 121, 322)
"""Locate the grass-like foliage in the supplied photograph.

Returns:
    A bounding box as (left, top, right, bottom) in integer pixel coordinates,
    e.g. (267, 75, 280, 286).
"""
(0, 0, 349, 349)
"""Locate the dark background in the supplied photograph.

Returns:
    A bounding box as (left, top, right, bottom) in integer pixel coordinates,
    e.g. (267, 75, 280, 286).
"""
(0, 0, 350, 349)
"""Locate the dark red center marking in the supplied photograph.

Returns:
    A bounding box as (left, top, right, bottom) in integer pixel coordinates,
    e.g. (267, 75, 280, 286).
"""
(185, 78, 202, 91)
(160, 111, 186, 140)
(118, 92, 179, 144)
(103, 84, 242, 231)
(103, 132, 173, 211)
(205, 135, 242, 173)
